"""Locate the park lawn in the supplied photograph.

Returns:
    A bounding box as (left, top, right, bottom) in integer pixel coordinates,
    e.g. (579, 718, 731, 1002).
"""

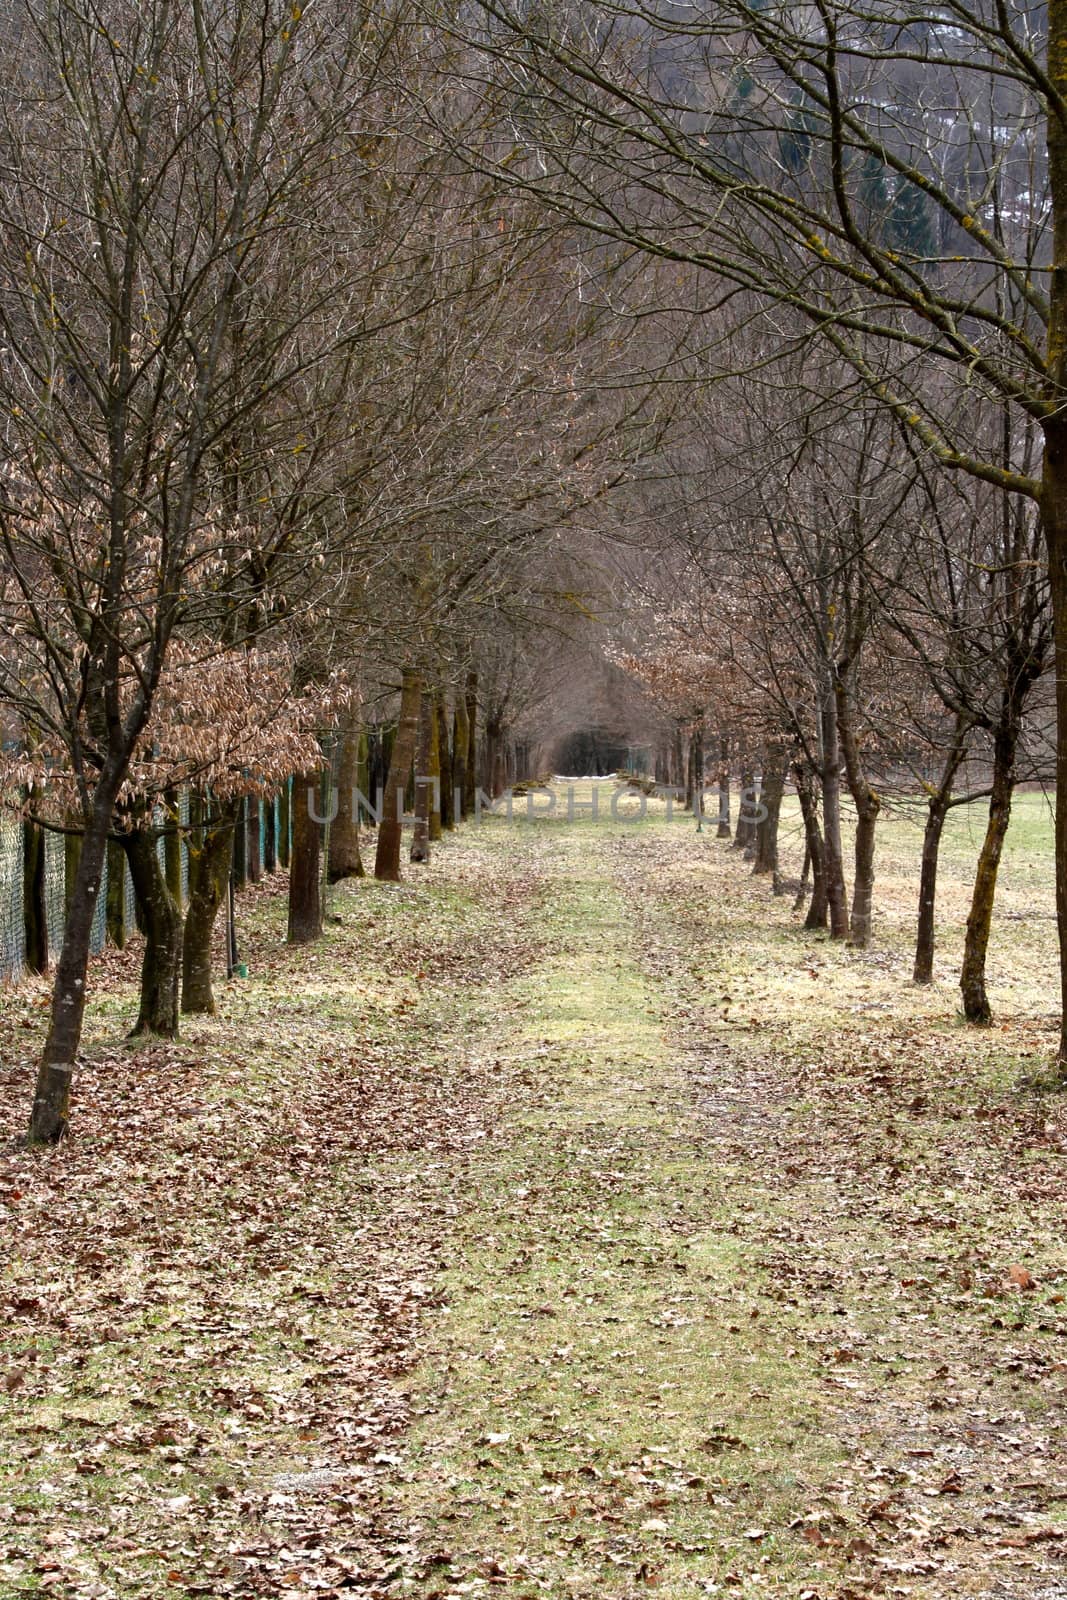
(1, 782, 1065, 1599)
(388, 788, 1067, 1599)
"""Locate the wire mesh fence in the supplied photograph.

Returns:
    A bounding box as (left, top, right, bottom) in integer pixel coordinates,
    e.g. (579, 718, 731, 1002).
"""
(179, 788, 190, 902)
(89, 851, 107, 956)
(0, 813, 24, 982)
(0, 782, 290, 985)
(124, 854, 136, 935)
(44, 828, 65, 960)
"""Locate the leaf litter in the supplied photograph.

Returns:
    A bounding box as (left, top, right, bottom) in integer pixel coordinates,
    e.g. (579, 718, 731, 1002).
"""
(1, 796, 1065, 1600)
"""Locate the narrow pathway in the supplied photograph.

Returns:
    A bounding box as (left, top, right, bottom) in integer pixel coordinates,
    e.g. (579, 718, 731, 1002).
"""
(2, 797, 1064, 1600)
(389, 810, 1067, 1600)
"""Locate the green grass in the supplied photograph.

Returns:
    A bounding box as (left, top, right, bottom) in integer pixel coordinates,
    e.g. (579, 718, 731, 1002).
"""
(390, 833, 854, 1597)
(1, 783, 1064, 1598)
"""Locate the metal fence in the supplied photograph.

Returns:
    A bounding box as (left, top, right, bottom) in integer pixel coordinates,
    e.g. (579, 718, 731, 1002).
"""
(0, 788, 188, 983)
(0, 813, 24, 982)
(0, 781, 295, 986)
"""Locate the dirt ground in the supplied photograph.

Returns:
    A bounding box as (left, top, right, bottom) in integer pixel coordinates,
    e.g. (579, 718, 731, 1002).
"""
(1, 787, 1064, 1598)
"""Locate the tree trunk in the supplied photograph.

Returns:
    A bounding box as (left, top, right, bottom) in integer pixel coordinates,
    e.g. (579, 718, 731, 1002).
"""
(794, 839, 812, 912)
(105, 839, 129, 948)
(247, 797, 263, 883)
(914, 719, 971, 984)
(288, 768, 325, 943)
(29, 783, 119, 1144)
(850, 800, 879, 949)
(278, 781, 291, 870)
(818, 679, 850, 939)
(264, 796, 278, 874)
(411, 693, 433, 863)
(691, 722, 705, 824)
(464, 671, 477, 816)
(329, 718, 364, 883)
(164, 787, 184, 904)
(375, 667, 422, 881)
(233, 798, 248, 888)
(753, 747, 786, 891)
(836, 674, 881, 949)
(733, 768, 756, 851)
(64, 827, 82, 927)
(22, 819, 47, 975)
(1044, 1, 1067, 1077)
(485, 714, 507, 797)
(1047, 497, 1067, 1069)
(437, 691, 454, 831)
(376, 725, 394, 806)
(716, 735, 731, 838)
(182, 794, 236, 1015)
(124, 824, 183, 1039)
(453, 696, 470, 822)
(429, 691, 443, 842)
(960, 723, 1018, 1024)
(795, 764, 829, 932)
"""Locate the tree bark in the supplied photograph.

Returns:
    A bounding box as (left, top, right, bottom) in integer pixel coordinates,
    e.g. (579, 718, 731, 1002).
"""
(795, 763, 829, 932)
(329, 717, 364, 883)
(410, 692, 433, 863)
(734, 768, 757, 852)
(913, 718, 971, 984)
(485, 711, 507, 797)
(716, 735, 731, 838)
(105, 839, 129, 948)
(670, 723, 683, 792)
(817, 678, 850, 939)
(22, 819, 47, 976)
(375, 667, 422, 881)
(464, 671, 478, 816)
(278, 780, 291, 870)
(233, 798, 248, 888)
(164, 787, 184, 904)
(690, 721, 705, 824)
(64, 828, 82, 928)
(753, 746, 786, 892)
(182, 793, 236, 1015)
(1044, 1, 1067, 1073)
(794, 838, 812, 913)
(453, 696, 470, 822)
(836, 674, 881, 949)
(247, 797, 263, 883)
(124, 824, 183, 1039)
(428, 690, 443, 842)
(288, 769, 325, 943)
(437, 691, 454, 831)
(960, 723, 1018, 1024)
(1046, 485, 1067, 1069)
(264, 796, 278, 874)
(29, 783, 118, 1144)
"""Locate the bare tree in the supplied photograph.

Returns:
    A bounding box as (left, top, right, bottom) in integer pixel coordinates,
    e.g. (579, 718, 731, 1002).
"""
(0, 0, 397, 1140)
(445, 0, 1067, 1072)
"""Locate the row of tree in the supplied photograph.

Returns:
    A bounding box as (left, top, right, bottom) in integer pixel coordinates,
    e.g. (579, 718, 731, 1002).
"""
(450, 0, 1067, 1070)
(5, 0, 1067, 1147)
(0, 0, 665, 1141)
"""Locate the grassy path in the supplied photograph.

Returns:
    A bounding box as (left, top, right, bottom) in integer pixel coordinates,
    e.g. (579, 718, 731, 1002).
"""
(2, 791, 1065, 1598)
(389, 823, 840, 1596)
(389, 805, 1067, 1600)
(0, 837, 546, 1597)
